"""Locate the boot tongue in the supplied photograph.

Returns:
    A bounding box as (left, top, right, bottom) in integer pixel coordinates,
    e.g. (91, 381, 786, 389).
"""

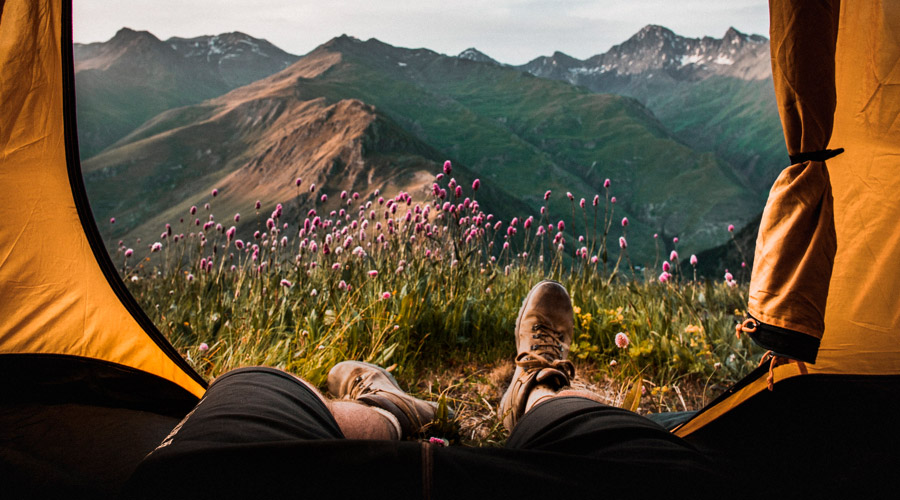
(534, 367, 568, 389)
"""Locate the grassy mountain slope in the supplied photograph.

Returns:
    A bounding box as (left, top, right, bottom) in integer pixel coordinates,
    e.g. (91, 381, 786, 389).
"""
(608, 76, 784, 193)
(294, 36, 758, 259)
(84, 66, 529, 246)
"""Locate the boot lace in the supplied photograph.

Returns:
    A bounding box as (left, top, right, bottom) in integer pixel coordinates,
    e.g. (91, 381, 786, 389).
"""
(346, 373, 379, 400)
(515, 323, 575, 379)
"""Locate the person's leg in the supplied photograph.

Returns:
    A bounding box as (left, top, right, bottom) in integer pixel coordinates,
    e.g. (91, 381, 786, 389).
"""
(498, 281, 708, 459)
(499, 280, 576, 430)
(150, 366, 344, 454)
(327, 360, 443, 439)
(222, 365, 400, 440)
(329, 401, 400, 440)
(124, 367, 427, 499)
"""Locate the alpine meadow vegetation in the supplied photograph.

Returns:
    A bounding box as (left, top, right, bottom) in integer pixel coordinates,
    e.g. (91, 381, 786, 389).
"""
(114, 161, 762, 444)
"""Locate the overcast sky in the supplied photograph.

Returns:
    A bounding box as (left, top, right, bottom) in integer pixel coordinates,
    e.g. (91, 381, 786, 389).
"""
(73, 0, 769, 65)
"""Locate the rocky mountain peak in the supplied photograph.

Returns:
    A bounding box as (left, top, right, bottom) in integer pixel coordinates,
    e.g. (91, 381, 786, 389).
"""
(457, 48, 498, 65)
(167, 32, 296, 65)
(519, 24, 770, 83)
(635, 24, 677, 42)
(109, 27, 160, 45)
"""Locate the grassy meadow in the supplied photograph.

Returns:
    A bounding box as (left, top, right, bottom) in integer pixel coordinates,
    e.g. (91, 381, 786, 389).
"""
(114, 164, 762, 444)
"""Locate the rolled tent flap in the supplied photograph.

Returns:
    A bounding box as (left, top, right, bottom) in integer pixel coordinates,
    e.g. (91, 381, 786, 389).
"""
(0, 0, 205, 407)
(744, 0, 842, 363)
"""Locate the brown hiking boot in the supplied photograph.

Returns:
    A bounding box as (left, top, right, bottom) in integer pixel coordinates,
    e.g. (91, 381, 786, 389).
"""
(499, 280, 575, 431)
(327, 361, 439, 439)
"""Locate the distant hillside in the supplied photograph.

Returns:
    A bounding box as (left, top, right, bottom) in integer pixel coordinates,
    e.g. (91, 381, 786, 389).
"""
(85, 34, 759, 263)
(515, 25, 785, 194)
(74, 28, 299, 157)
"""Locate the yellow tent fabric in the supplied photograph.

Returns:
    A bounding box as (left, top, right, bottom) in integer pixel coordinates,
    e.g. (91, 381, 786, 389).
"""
(813, 0, 900, 376)
(677, 0, 900, 437)
(0, 0, 204, 399)
(745, 0, 840, 363)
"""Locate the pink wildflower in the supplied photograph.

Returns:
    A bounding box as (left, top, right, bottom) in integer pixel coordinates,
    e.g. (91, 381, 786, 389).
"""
(150, 242, 162, 252)
(109, 217, 115, 224)
(234, 213, 240, 222)
(615, 332, 630, 349)
(670, 250, 679, 261)
(659, 272, 670, 283)
(280, 279, 292, 287)
(544, 190, 551, 200)
(690, 254, 698, 266)
(255, 200, 262, 210)
(603, 179, 611, 188)
(211, 188, 219, 197)
(619, 236, 627, 249)
(443, 160, 452, 175)
(190, 206, 197, 215)
(472, 179, 481, 191)
(199, 343, 209, 352)
(186, 273, 194, 282)
(566, 192, 574, 201)
(663, 261, 671, 272)
(557, 220, 565, 231)
(593, 195, 600, 206)
(124, 248, 133, 258)
(296, 178, 303, 187)
(728, 224, 735, 233)
(621, 217, 628, 227)
(610, 196, 616, 204)
(368, 270, 378, 277)
(382, 292, 392, 300)
(321, 194, 328, 203)
(673, 237, 679, 244)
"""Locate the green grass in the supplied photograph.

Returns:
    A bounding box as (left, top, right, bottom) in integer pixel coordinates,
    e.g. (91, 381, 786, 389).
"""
(114, 165, 762, 444)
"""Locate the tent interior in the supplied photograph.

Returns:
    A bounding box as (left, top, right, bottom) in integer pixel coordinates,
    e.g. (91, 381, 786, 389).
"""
(1, 0, 899, 496)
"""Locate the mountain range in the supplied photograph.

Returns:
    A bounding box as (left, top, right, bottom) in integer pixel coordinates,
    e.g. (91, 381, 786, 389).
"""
(74, 28, 299, 157)
(515, 25, 782, 192)
(75, 26, 783, 264)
